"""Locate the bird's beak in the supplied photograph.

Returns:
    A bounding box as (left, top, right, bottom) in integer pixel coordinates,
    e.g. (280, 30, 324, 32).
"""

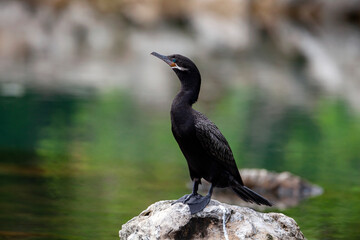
(151, 52, 176, 67)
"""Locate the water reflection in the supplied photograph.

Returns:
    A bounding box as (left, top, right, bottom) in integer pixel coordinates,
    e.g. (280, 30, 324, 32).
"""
(0, 87, 360, 239)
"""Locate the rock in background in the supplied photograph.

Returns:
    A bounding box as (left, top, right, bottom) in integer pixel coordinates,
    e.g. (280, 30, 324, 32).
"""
(119, 200, 305, 240)
(197, 169, 323, 210)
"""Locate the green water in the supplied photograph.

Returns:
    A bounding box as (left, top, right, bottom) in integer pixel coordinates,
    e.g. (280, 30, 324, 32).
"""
(0, 87, 359, 240)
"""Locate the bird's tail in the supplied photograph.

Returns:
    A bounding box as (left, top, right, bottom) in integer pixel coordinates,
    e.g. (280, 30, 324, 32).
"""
(232, 185, 272, 206)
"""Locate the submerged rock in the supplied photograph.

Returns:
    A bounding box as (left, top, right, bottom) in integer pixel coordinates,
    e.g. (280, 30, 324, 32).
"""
(119, 200, 305, 240)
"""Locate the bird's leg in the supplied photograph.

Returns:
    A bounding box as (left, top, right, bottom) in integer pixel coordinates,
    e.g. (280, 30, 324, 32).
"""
(206, 183, 214, 198)
(172, 178, 200, 205)
(192, 178, 199, 194)
(186, 183, 214, 214)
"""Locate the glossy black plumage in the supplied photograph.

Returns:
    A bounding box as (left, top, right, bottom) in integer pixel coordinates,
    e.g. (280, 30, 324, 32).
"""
(151, 52, 272, 213)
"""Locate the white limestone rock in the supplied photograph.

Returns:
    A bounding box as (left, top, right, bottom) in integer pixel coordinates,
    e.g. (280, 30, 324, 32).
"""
(119, 200, 305, 240)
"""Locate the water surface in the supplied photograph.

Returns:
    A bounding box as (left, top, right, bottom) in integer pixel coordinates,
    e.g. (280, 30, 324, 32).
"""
(0, 87, 359, 239)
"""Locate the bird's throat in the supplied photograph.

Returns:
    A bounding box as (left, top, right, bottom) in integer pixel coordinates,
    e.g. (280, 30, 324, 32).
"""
(172, 89, 198, 109)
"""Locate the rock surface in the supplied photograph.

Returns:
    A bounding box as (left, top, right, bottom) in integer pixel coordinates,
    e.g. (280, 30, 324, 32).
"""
(119, 200, 305, 240)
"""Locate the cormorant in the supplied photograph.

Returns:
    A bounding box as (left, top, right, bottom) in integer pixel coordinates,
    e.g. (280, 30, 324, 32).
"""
(151, 52, 272, 214)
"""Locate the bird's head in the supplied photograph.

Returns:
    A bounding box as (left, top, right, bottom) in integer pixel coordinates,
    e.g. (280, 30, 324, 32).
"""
(151, 52, 195, 72)
(151, 52, 201, 92)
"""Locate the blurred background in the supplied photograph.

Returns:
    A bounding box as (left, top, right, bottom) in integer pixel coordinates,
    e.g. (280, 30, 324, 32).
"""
(1, 0, 360, 239)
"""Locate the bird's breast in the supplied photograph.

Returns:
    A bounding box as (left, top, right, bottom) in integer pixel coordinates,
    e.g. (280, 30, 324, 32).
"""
(171, 118, 194, 139)
(171, 110, 195, 139)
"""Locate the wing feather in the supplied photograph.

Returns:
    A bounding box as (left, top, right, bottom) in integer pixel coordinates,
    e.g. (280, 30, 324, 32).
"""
(193, 111, 242, 183)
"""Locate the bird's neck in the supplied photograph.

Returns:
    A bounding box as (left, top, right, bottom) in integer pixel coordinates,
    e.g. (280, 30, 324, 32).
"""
(170, 89, 197, 129)
(175, 71, 201, 105)
(171, 90, 196, 131)
(172, 86, 199, 110)
(171, 69, 201, 114)
(170, 72, 201, 132)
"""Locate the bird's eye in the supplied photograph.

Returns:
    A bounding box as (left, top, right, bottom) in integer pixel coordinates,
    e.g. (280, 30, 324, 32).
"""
(172, 59, 176, 63)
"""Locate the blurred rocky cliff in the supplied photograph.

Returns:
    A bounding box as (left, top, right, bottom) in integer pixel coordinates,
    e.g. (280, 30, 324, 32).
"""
(1, 0, 360, 109)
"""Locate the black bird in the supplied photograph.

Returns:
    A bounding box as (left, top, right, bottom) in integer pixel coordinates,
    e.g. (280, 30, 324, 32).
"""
(151, 52, 272, 214)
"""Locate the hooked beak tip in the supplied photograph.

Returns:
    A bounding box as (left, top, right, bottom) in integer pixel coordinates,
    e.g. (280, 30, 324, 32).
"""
(150, 51, 164, 59)
(151, 51, 174, 67)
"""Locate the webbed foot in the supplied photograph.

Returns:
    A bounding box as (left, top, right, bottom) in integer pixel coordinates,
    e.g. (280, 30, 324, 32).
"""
(172, 193, 196, 204)
(186, 194, 211, 214)
(172, 193, 211, 214)
(172, 180, 213, 214)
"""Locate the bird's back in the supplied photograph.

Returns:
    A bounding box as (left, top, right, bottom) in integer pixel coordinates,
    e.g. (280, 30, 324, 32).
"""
(193, 111, 244, 186)
(171, 105, 244, 187)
